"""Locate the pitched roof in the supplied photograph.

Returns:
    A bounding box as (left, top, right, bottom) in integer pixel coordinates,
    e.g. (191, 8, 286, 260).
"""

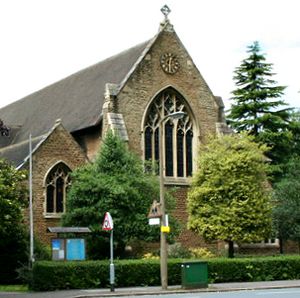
(0, 119, 86, 168)
(0, 40, 150, 146)
(0, 135, 44, 167)
(0, 125, 21, 148)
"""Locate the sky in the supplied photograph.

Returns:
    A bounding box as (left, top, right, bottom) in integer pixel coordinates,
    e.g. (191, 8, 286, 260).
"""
(0, 0, 299, 110)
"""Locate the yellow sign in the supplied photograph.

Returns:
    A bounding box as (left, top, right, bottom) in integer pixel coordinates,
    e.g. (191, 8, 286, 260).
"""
(161, 226, 170, 233)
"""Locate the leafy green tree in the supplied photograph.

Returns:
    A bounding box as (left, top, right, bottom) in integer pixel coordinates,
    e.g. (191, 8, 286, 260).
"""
(273, 157, 300, 253)
(258, 109, 300, 179)
(227, 41, 294, 177)
(187, 134, 272, 258)
(62, 131, 178, 259)
(0, 158, 28, 283)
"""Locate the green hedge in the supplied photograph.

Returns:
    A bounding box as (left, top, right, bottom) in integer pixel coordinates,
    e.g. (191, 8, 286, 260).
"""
(31, 256, 300, 291)
(208, 256, 300, 283)
(31, 259, 181, 291)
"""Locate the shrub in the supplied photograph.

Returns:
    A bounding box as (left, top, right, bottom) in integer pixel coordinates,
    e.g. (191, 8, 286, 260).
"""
(168, 243, 191, 258)
(30, 256, 300, 291)
(208, 256, 300, 283)
(16, 238, 52, 285)
(31, 261, 108, 291)
(142, 253, 159, 260)
(0, 227, 28, 284)
(34, 240, 51, 261)
(189, 247, 215, 259)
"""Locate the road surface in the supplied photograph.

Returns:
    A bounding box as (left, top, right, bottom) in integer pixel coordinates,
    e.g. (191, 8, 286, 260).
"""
(119, 288, 300, 298)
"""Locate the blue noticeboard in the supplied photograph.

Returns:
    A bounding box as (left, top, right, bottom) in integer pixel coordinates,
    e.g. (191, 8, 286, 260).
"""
(51, 239, 65, 260)
(66, 239, 85, 260)
(52, 239, 61, 250)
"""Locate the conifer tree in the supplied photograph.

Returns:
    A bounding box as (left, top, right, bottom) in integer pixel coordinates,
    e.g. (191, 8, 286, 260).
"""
(227, 41, 297, 178)
(227, 41, 290, 135)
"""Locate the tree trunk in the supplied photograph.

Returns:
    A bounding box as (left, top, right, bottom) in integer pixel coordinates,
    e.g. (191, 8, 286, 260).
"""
(279, 237, 284, 254)
(228, 240, 234, 258)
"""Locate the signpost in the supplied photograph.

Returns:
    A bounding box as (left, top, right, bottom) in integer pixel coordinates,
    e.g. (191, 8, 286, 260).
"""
(102, 212, 114, 292)
(148, 200, 171, 231)
(148, 200, 162, 225)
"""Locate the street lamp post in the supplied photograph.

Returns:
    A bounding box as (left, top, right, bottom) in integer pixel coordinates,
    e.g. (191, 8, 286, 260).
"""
(159, 111, 185, 290)
(29, 134, 34, 267)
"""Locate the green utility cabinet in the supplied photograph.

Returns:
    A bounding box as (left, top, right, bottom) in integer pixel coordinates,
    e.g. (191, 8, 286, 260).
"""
(181, 261, 208, 289)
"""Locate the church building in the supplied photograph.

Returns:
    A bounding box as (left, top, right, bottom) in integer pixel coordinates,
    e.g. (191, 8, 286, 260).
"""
(0, 7, 230, 249)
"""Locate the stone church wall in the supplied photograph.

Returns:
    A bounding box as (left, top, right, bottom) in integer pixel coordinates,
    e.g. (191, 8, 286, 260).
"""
(107, 29, 220, 250)
(25, 124, 87, 244)
(117, 29, 219, 157)
(72, 124, 103, 161)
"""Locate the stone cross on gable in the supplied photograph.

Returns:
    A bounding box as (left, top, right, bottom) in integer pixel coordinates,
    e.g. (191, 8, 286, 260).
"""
(161, 5, 171, 20)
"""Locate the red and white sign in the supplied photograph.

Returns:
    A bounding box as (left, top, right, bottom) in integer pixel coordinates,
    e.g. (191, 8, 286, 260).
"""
(102, 212, 114, 231)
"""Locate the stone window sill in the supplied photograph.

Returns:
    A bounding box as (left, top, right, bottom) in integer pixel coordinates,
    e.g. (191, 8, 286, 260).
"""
(44, 213, 64, 219)
(164, 177, 191, 186)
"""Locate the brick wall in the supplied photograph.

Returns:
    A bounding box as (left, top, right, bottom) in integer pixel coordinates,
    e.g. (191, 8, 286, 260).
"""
(167, 185, 219, 251)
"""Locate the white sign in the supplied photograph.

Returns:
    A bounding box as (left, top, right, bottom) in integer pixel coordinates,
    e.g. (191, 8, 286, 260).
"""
(102, 212, 114, 231)
(149, 218, 160, 225)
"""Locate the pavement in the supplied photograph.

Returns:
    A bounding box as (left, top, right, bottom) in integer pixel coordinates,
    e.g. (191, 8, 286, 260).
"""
(2, 280, 300, 298)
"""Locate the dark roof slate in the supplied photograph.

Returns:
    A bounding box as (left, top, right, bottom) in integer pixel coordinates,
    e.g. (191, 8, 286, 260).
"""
(0, 135, 44, 167)
(0, 40, 150, 146)
(0, 126, 21, 147)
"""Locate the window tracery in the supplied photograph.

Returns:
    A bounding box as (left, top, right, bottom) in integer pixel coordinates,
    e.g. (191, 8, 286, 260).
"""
(45, 163, 71, 214)
(144, 88, 193, 178)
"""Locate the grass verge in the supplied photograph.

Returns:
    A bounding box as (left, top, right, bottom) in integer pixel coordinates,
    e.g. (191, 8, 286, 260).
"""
(0, 285, 28, 292)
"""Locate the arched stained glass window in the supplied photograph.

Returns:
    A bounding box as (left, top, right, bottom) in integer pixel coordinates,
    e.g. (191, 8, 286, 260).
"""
(46, 185, 54, 213)
(45, 163, 71, 214)
(145, 127, 152, 161)
(154, 129, 159, 162)
(144, 88, 193, 178)
(177, 129, 184, 177)
(186, 130, 193, 176)
(165, 121, 173, 176)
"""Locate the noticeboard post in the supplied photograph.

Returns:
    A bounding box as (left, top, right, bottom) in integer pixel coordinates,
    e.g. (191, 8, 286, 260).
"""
(102, 212, 115, 292)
